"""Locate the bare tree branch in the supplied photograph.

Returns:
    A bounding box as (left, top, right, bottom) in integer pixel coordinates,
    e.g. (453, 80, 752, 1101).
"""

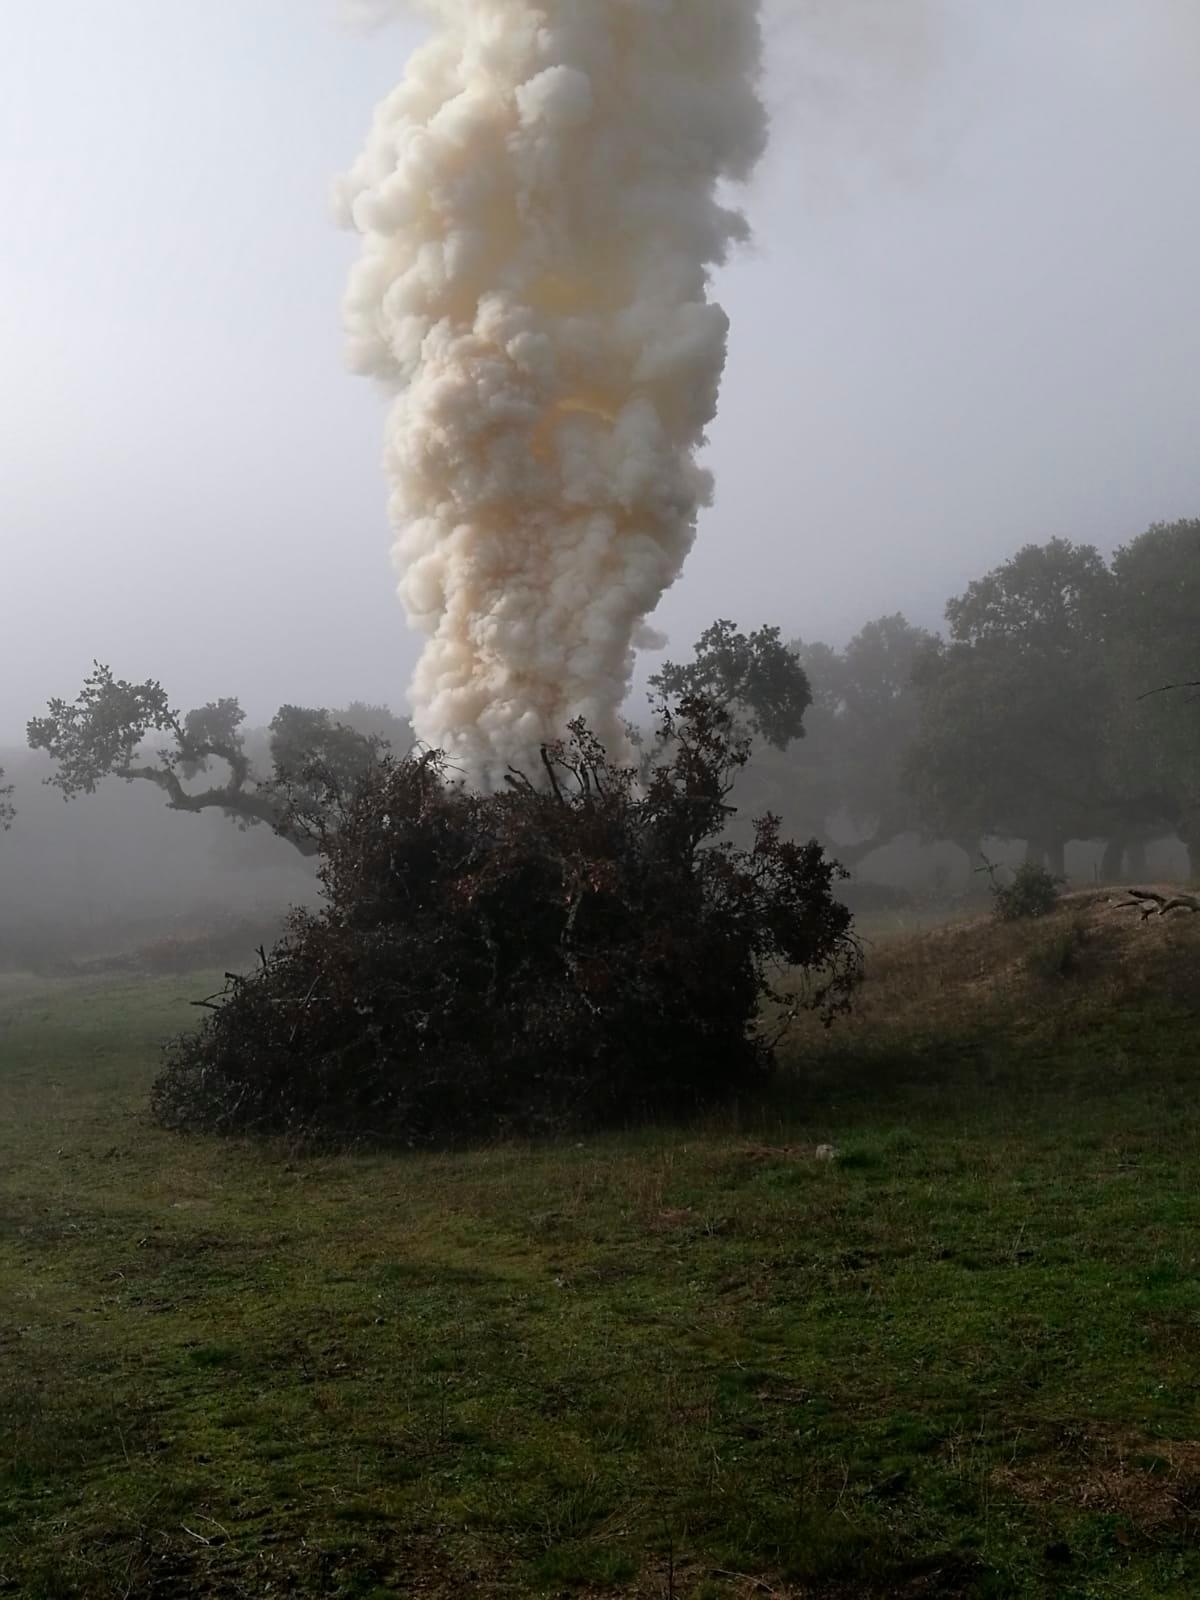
(1114, 887, 1200, 920)
(27, 663, 380, 858)
(1136, 682, 1200, 702)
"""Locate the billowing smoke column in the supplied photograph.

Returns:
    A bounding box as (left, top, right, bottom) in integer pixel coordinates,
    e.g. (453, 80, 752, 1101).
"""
(340, 1, 767, 782)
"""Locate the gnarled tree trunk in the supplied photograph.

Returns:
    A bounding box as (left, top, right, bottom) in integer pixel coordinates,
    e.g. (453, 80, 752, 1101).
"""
(1025, 837, 1066, 877)
(1101, 835, 1127, 882)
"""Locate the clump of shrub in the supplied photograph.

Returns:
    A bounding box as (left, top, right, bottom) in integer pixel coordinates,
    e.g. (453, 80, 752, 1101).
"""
(981, 858, 1063, 923)
(151, 697, 860, 1148)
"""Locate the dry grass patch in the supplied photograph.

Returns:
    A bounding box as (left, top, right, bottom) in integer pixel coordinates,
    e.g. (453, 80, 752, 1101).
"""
(994, 1434, 1200, 1534)
(789, 887, 1200, 1052)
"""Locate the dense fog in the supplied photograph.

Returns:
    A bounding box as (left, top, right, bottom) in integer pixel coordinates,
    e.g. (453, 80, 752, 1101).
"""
(2, 1, 1197, 966)
(0, 746, 317, 971)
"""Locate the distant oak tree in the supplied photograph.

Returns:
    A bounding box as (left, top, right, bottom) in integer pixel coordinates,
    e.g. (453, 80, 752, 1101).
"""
(715, 615, 932, 867)
(1108, 519, 1200, 877)
(906, 539, 1116, 876)
(27, 664, 398, 859)
(650, 620, 813, 751)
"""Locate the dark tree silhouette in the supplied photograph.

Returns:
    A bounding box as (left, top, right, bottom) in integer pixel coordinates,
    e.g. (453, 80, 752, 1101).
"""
(715, 616, 936, 867)
(153, 693, 860, 1148)
(27, 664, 391, 858)
(1109, 520, 1200, 877)
(906, 540, 1116, 875)
(650, 620, 812, 750)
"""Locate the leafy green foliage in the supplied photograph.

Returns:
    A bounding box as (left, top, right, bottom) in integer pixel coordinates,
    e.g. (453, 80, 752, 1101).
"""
(708, 531, 1195, 878)
(804, 613, 933, 852)
(984, 860, 1063, 923)
(177, 697, 247, 780)
(1108, 520, 1200, 867)
(152, 696, 859, 1147)
(0, 769, 12, 831)
(28, 664, 181, 799)
(908, 541, 1115, 861)
(944, 536, 1113, 645)
(27, 664, 387, 858)
(906, 529, 1200, 873)
(675, 614, 932, 866)
(650, 620, 812, 750)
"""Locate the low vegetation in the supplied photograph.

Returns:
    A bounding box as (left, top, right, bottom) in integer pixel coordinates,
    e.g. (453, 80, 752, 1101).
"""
(2, 893, 1198, 1597)
(981, 860, 1063, 924)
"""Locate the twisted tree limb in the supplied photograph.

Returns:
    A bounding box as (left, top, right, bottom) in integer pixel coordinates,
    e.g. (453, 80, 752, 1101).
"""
(1137, 682, 1200, 701)
(1114, 887, 1200, 921)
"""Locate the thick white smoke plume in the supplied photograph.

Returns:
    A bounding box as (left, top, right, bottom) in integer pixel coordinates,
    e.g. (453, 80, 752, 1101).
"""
(340, 1, 766, 782)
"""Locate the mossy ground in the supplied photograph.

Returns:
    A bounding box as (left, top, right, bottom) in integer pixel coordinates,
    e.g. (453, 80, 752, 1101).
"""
(1, 894, 1198, 1597)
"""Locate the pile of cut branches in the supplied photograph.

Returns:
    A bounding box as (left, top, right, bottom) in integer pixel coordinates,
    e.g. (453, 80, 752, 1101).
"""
(152, 697, 860, 1147)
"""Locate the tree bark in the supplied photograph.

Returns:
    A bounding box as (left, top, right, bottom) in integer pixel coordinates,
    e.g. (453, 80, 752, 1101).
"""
(953, 836, 983, 873)
(1100, 835, 1126, 882)
(1179, 824, 1197, 885)
(1025, 837, 1066, 877)
(122, 764, 320, 858)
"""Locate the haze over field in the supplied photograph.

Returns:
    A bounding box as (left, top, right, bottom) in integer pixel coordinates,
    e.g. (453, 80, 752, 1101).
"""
(2, 0, 1199, 745)
(4, 14, 1200, 1592)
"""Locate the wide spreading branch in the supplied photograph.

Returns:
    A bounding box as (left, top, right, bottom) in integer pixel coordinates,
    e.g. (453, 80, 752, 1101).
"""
(27, 664, 385, 859)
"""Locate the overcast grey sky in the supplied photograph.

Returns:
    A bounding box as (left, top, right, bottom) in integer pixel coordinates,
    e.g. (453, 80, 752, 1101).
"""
(3, 1, 1198, 739)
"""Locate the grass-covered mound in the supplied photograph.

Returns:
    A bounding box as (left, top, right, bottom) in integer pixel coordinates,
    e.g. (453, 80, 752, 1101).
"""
(152, 703, 859, 1147)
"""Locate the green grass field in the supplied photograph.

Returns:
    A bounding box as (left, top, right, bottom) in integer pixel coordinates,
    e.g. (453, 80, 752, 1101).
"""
(2, 897, 1199, 1598)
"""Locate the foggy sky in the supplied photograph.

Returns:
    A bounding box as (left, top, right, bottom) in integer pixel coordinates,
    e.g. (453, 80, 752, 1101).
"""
(3, 1, 1198, 741)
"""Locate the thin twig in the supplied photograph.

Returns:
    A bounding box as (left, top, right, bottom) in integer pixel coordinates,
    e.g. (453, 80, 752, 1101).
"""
(708, 1572, 779, 1597)
(1136, 681, 1200, 701)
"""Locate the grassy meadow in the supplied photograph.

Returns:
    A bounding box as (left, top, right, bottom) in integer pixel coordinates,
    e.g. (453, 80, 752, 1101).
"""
(1, 895, 1199, 1598)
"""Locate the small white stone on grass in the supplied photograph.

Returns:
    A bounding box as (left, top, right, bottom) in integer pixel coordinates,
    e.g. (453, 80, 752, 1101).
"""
(815, 1144, 839, 1162)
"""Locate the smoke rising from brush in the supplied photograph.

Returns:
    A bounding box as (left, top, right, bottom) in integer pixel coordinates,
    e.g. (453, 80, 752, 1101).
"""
(339, 1, 766, 781)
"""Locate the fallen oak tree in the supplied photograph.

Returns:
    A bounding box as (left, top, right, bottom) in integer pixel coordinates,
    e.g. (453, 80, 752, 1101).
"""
(1114, 887, 1200, 921)
(152, 694, 861, 1147)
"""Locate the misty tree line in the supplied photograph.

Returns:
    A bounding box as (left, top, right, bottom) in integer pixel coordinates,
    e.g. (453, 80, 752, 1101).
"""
(16, 516, 1199, 886)
(659, 519, 1199, 881)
